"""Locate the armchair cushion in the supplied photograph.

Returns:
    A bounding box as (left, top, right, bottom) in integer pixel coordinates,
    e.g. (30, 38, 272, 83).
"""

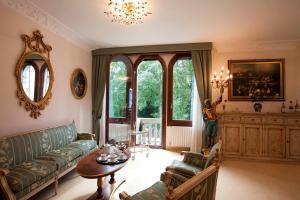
(160, 171, 188, 189)
(182, 152, 205, 168)
(166, 160, 202, 178)
(204, 142, 221, 169)
(130, 181, 167, 200)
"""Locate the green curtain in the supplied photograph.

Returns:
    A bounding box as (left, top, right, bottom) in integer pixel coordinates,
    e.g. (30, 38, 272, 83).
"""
(191, 50, 212, 149)
(191, 50, 212, 107)
(92, 55, 110, 144)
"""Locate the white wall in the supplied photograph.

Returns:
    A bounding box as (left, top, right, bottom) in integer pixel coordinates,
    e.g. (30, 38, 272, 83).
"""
(0, 4, 92, 136)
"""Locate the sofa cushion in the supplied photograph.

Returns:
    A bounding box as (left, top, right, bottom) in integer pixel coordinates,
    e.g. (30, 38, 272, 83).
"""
(68, 140, 97, 155)
(131, 181, 167, 200)
(6, 159, 57, 193)
(0, 122, 78, 168)
(44, 121, 78, 149)
(14, 172, 56, 200)
(38, 146, 82, 169)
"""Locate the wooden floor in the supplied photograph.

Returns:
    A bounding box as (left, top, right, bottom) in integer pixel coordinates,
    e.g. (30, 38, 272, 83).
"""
(30, 149, 300, 200)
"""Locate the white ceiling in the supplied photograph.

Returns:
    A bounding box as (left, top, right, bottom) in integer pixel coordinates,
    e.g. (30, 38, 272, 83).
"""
(28, 0, 300, 51)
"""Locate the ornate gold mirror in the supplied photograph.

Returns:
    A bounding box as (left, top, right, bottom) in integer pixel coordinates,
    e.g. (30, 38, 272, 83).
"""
(16, 30, 54, 118)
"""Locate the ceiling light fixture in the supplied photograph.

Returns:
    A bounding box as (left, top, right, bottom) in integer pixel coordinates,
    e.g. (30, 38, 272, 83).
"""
(104, 0, 151, 25)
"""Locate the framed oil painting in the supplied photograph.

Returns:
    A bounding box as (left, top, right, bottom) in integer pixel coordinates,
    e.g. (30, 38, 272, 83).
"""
(228, 59, 285, 101)
(70, 68, 87, 99)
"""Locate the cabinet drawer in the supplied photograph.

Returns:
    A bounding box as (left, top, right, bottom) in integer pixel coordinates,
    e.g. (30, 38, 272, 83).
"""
(223, 116, 241, 123)
(287, 118, 300, 125)
(264, 117, 284, 125)
(243, 117, 262, 124)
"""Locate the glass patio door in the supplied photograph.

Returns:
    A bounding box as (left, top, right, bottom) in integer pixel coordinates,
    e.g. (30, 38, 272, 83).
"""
(133, 57, 166, 148)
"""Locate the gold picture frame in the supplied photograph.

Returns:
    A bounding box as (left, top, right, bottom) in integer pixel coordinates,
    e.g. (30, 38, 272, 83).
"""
(70, 68, 87, 99)
(228, 59, 285, 101)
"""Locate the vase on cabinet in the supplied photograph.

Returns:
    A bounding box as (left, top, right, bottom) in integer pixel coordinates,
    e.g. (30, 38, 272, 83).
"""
(253, 102, 262, 112)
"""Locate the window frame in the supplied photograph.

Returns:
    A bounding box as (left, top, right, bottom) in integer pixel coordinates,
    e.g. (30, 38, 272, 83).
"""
(106, 55, 133, 125)
(167, 53, 193, 127)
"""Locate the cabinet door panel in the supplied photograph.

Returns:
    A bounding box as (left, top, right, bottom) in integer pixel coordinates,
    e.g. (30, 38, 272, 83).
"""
(243, 125, 262, 157)
(223, 124, 242, 156)
(264, 126, 285, 158)
(286, 128, 300, 159)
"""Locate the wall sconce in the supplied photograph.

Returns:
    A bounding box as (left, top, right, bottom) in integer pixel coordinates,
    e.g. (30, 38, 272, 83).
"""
(211, 66, 233, 92)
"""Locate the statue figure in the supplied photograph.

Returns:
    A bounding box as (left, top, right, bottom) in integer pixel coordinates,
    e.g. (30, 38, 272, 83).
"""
(203, 87, 224, 148)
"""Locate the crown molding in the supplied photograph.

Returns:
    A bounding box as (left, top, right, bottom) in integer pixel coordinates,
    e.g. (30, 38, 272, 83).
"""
(0, 0, 94, 51)
(214, 40, 300, 53)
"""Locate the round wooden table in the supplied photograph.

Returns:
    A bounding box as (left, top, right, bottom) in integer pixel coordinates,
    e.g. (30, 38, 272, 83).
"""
(76, 147, 130, 200)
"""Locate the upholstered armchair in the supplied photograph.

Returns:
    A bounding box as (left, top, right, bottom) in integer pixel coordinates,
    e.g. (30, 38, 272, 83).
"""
(119, 164, 220, 200)
(164, 140, 222, 179)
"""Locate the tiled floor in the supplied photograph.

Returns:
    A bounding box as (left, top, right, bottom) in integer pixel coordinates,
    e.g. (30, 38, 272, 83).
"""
(30, 149, 300, 200)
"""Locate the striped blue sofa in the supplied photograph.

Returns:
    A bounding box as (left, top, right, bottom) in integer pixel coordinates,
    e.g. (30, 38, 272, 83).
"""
(0, 121, 97, 200)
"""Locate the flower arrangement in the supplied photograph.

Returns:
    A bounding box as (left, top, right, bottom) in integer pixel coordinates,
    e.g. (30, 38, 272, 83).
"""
(248, 80, 273, 102)
(249, 88, 266, 102)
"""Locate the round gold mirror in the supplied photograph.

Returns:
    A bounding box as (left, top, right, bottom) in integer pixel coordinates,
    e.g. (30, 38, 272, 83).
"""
(16, 31, 54, 118)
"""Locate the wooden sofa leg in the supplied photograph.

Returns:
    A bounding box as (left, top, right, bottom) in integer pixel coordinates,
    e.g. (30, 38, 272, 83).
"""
(54, 177, 58, 195)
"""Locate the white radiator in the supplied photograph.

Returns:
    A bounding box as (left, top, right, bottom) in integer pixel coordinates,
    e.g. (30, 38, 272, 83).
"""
(109, 123, 129, 141)
(166, 126, 192, 147)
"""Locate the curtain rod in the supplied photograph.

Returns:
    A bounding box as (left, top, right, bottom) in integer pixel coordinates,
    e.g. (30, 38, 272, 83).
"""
(92, 42, 212, 56)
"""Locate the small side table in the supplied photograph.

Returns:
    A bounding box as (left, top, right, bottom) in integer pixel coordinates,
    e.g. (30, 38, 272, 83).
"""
(128, 130, 150, 160)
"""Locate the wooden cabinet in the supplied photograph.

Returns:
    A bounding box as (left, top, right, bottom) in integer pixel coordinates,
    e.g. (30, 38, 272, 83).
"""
(220, 113, 300, 162)
(263, 125, 285, 158)
(286, 127, 300, 159)
(222, 124, 242, 156)
(243, 125, 262, 157)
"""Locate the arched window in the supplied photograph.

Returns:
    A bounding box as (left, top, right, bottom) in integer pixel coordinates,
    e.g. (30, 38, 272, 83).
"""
(106, 55, 132, 123)
(168, 53, 194, 126)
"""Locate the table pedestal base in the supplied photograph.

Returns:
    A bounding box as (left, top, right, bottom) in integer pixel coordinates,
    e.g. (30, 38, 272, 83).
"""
(87, 175, 125, 200)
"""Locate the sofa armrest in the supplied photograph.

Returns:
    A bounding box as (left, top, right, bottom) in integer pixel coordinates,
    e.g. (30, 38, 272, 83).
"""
(183, 152, 205, 167)
(0, 169, 16, 200)
(77, 133, 95, 140)
(119, 191, 133, 200)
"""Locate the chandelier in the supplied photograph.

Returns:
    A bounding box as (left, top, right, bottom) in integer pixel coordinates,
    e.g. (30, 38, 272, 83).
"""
(104, 0, 151, 25)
